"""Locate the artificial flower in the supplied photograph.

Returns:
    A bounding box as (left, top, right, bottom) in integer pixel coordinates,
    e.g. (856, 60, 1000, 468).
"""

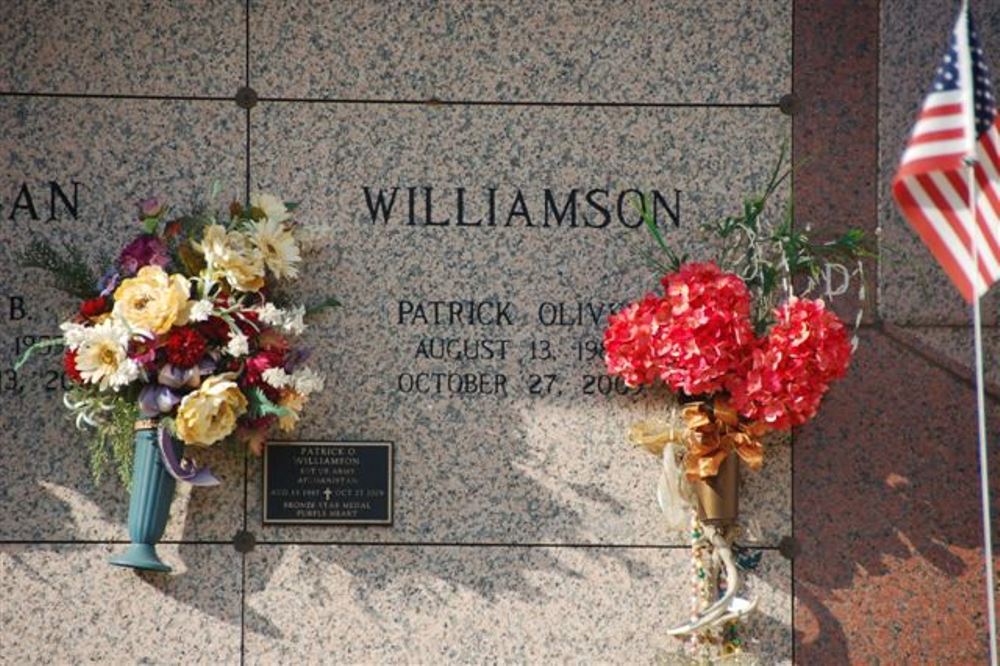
(261, 366, 293, 390)
(138, 384, 181, 417)
(292, 366, 325, 396)
(226, 331, 250, 357)
(728, 298, 852, 430)
(60, 321, 90, 351)
(257, 328, 290, 353)
(655, 262, 755, 396)
(112, 265, 191, 335)
(197, 316, 231, 343)
(251, 217, 301, 279)
(138, 196, 164, 218)
(188, 299, 214, 322)
(118, 234, 170, 275)
(73, 319, 140, 391)
(277, 390, 306, 432)
(197, 224, 266, 293)
(79, 296, 109, 319)
(63, 349, 83, 383)
(604, 293, 670, 388)
(245, 350, 286, 387)
(282, 304, 306, 335)
(175, 374, 248, 446)
(250, 192, 291, 223)
(164, 327, 208, 369)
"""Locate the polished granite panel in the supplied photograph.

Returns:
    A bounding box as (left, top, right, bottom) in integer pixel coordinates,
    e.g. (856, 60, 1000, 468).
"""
(244, 543, 791, 664)
(250, 0, 790, 104)
(792, 0, 877, 324)
(902, 325, 1000, 390)
(0, 0, 244, 97)
(247, 103, 791, 546)
(0, 543, 241, 664)
(879, 0, 1000, 325)
(0, 97, 245, 540)
(793, 328, 1000, 663)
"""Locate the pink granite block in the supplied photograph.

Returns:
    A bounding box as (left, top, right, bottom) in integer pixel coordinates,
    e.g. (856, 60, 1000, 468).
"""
(244, 543, 791, 664)
(793, 328, 1000, 664)
(0, 0, 244, 97)
(250, 0, 790, 103)
(0, 543, 241, 663)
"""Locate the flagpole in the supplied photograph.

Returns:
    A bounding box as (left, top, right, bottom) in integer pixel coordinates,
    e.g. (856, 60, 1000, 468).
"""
(967, 155, 998, 666)
(958, 3, 998, 662)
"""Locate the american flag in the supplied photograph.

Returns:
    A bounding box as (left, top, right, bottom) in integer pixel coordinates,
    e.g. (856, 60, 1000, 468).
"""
(892, 5, 1000, 302)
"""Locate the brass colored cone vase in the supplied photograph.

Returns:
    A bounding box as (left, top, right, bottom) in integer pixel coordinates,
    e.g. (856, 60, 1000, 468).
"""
(693, 452, 739, 525)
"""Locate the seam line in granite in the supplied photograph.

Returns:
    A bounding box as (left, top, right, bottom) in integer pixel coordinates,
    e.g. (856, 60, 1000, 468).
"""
(877, 322, 1000, 402)
(0, 539, 779, 550)
(255, 96, 783, 109)
(241, 3, 251, 663)
(0, 90, 784, 110)
(0, 91, 230, 102)
(790, 0, 798, 657)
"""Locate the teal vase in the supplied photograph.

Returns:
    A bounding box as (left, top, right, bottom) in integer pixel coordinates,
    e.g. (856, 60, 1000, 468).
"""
(109, 424, 179, 572)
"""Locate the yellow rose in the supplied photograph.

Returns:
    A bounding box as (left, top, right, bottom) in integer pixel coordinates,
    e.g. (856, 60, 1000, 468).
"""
(175, 375, 248, 446)
(113, 266, 191, 335)
(277, 390, 307, 432)
(198, 224, 266, 293)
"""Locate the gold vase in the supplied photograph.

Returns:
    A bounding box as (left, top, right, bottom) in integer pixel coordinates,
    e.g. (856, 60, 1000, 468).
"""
(693, 452, 739, 525)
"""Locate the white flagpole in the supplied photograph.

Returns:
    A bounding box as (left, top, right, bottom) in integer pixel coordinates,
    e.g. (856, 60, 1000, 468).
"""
(959, 2, 998, 663)
(967, 156, 998, 666)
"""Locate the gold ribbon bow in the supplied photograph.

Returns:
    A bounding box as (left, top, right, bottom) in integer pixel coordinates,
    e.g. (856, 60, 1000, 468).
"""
(682, 398, 767, 481)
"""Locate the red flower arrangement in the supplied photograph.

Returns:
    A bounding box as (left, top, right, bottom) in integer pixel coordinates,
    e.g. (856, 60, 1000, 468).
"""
(606, 263, 853, 436)
(605, 148, 868, 475)
(728, 298, 852, 430)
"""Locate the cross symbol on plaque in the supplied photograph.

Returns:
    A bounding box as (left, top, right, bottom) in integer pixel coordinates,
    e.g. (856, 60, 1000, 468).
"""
(323, 488, 332, 501)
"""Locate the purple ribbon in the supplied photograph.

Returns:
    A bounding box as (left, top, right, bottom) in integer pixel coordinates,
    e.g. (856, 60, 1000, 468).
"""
(157, 427, 220, 487)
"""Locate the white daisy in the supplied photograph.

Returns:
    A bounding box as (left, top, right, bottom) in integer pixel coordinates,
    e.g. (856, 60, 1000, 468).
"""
(74, 319, 135, 391)
(250, 192, 292, 223)
(251, 217, 301, 280)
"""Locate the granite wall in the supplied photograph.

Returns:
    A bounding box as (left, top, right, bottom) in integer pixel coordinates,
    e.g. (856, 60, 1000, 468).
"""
(0, 1, 995, 664)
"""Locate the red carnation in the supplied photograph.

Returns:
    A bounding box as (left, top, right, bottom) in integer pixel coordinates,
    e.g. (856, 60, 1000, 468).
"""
(197, 316, 231, 344)
(63, 349, 83, 383)
(728, 298, 852, 430)
(243, 349, 286, 388)
(79, 296, 109, 319)
(164, 327, 208, 369)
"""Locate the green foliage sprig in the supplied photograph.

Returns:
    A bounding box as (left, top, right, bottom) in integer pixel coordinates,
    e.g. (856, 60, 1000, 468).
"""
(17, 239, 99, 300)
(65, 387, 138, 487)
(644, 144, 872, 331)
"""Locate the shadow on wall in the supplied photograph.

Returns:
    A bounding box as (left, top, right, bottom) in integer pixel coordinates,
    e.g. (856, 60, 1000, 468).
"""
(794, 328, 1000, 663)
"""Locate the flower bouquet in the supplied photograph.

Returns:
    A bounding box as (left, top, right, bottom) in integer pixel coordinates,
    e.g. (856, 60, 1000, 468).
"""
(17, 189, 335, 572)
(604, 152, 867, 660)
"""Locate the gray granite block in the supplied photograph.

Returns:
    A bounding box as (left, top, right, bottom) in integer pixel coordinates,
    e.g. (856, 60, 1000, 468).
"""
(0, 97, 245, 540)
(0, 543, 241, 664)
(0, 0, 244, 97)
(244, 543, 791, 664)
(250, 0, 790, 104)
(247, 102, 791, 546)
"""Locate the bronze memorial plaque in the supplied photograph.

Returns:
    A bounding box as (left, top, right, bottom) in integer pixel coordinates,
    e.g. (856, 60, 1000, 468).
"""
(263, 441, 393, 525)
